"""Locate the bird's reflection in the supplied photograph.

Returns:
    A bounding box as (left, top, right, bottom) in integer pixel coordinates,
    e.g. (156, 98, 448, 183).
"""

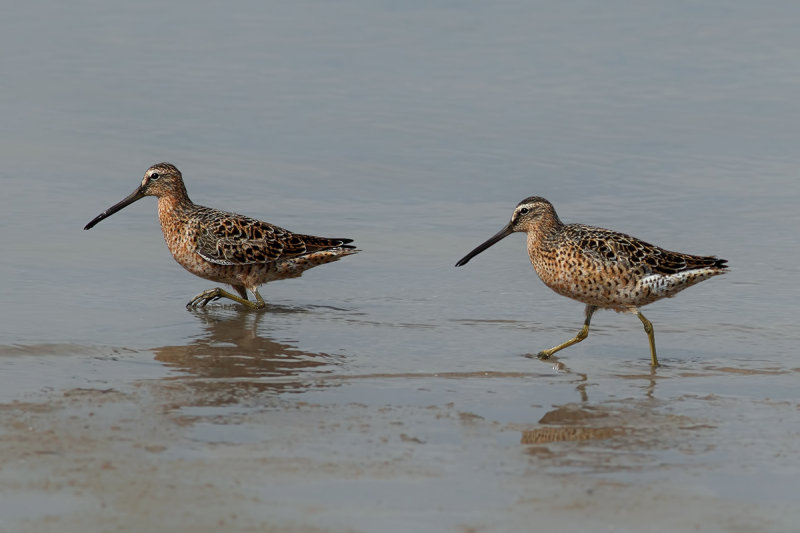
(152, 307, 339, 402)
(525, 353, 591, 402)
(527, 352, 660, 402)
(520, 356, 663, 451)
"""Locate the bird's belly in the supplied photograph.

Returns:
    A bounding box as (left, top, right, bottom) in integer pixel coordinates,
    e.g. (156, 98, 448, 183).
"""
(535, 260, 722, 311)
(533, 259, 658, 311)
(173, 248, 258, 284)
(162, 233, 262, 286)
(165, 239, 353, 290)
(544, 277, 656, 310)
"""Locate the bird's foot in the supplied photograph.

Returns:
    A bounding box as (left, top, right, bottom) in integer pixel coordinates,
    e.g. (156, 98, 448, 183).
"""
(186, 288, 224, 308)
(187, 287, 267, 310)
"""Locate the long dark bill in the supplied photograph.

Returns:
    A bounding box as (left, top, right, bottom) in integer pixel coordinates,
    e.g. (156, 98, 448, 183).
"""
(454, 223, 515, 267)
(83, 185, 147, 230)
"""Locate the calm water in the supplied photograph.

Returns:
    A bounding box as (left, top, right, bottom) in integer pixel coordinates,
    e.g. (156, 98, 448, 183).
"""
(1, 1, 799, 531)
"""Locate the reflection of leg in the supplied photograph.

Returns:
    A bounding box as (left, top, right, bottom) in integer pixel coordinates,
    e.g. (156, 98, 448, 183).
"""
(636, 310, 659, 367)
(537, 305, 597, 359)
(186, 287, 265, 310)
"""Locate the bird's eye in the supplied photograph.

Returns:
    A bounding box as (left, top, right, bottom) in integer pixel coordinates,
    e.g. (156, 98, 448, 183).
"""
(519, 207, 529, 215)
(150, 172, 160, 180)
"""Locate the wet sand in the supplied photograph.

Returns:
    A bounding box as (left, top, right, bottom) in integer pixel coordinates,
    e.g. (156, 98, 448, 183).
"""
(1, 347, 797, 532)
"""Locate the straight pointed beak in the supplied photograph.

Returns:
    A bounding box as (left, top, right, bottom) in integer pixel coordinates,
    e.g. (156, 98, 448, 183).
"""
(455, 223, 515, 266)
(84, 185, 147, 230)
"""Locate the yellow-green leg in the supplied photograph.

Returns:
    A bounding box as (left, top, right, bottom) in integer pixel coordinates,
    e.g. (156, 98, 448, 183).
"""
(186, 287, 267, 310)
(636, 311, 659, 367)
(537, 305, 597, 359)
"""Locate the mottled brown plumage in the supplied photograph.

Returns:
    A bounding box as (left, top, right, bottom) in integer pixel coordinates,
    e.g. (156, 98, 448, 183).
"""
(455, 196, 727, 366)
(85, 163, 358, 309)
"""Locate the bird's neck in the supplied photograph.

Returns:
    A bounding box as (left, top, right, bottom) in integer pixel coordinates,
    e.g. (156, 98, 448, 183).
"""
(157, 194, 193, 227)
(527, 211, 563, 247)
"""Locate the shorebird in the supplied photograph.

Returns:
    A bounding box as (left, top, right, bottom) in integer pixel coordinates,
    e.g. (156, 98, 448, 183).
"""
(455, 196, 727, 366)
(84, 163, 358, 309)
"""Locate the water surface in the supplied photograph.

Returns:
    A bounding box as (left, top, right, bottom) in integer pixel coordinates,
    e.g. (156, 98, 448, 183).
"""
(1, 1, 799, 531)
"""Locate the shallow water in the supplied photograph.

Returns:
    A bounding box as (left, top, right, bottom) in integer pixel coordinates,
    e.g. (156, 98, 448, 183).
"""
(1, 1, 799, 531)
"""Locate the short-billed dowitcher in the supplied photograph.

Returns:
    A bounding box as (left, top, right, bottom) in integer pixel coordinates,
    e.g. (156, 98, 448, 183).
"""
(455, 197, 727, 366)
(84, 163, 358, 309)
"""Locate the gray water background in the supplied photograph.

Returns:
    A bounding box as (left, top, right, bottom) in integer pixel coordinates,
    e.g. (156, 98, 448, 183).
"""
(1, 1, 799, 530)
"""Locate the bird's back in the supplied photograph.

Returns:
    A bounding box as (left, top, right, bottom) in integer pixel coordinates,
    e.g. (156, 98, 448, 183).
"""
(529, 223, 727, 311)
(157, 201, 357, 285)
(175, 205, 351, 265)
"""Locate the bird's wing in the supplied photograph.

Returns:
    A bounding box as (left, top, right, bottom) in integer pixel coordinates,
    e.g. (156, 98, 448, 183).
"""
(571, 225, 720, 275)
(194, 209, 307, 266)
